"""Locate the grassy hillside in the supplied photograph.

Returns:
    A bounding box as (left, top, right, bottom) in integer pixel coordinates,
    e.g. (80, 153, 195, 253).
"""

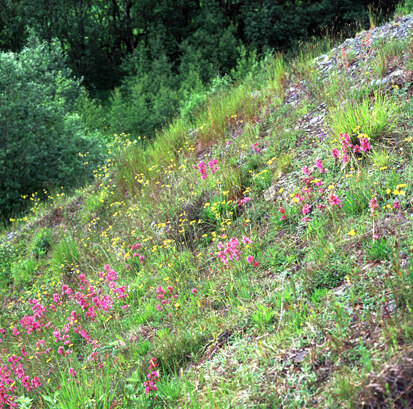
(1, 13, 413, 409)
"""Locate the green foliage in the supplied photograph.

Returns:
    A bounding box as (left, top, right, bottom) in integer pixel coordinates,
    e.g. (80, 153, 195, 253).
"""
(328, 92, 399, 144)
(310, 254, 353, 290)
(32, 228, 52, 258)
(365, 237, 392, 261)
(11, 258, 36, 287)
(0, 38, 104, 218)
(51, 235, 79, 273)
(0, 7, 411, 409)
(0, 239, 16, 285)
(0, 0, 398, 93)
(250, 304, 275, 330)
(14, 396, 33, 409)
(0, 0, 397, 143)
(395, 0, 413, 14)
(43, 364, 120, 409)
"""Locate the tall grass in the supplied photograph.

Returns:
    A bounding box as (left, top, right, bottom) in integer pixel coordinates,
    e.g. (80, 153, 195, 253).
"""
(328, 91, 398, 142)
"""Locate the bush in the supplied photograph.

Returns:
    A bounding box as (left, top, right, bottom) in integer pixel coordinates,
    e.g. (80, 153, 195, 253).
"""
(0, 37, 104, 219)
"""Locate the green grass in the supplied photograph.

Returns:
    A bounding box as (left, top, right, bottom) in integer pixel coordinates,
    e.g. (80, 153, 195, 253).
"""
(328, 91, 399, 143)
(1, 12, 413, 409)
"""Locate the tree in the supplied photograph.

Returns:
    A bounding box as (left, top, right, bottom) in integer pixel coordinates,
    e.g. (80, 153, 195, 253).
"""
(0, 38, 104, 218)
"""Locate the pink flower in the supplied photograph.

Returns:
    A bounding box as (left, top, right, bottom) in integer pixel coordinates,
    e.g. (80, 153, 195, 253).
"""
(31, 377, 42, 388)
(315, 159, 326, 173)
(252, 143, 260, 152)
(302, 166, 310, 175)
(392, 200, 400, 209)
(191, 288, 197, 294)
(238, 197, 251, 206)
(278, 207, 285, 214)
(342, 154, 349, 163)
(331, 149, 340, 159)
(69, 368, 76, 377)
(340, 133, 351, 149)
(197, 161, 207, 179)
(369, 197, 378, 212)
(301, 216, 310, 223)
(280, 215, 287, 221)
(242, 237, 252, 244)
(246, 255, 254, 263)
(328, 194, 341, 207)
(217, 237, 241, 265)
(302, 203, 311, 215)
(352, 144, 360, 154)
(359, 137, 371, 152)
(208, 159, 219, 173)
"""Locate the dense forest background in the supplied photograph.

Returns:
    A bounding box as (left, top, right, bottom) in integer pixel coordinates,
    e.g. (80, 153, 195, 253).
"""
(0, 0, 399, 218)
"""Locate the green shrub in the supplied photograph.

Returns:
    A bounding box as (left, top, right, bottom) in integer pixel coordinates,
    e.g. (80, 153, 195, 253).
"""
(0, 38, 104, 219)
(32, 228, 52, 258)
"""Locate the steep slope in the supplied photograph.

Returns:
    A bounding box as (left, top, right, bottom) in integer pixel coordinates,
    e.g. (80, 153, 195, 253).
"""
(1, 15, 412, 409)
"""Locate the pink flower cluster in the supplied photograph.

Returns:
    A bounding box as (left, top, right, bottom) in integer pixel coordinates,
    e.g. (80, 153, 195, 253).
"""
(1, 356, 42, 408)
(278, 207, 286, 221)
(121, 239, 145, 269)
(238, 196, 251, 206)
(277, 159, 346, 225)
(155, 285, 178, 317)
(195, 159, 219, 180)
(315, 159, 327, 173)
(251, 143, 260, 153)
(129, 239, 144, 263)
(217, 237, 254, 265)
(328, 194, 342, 208)
(217, 237, 241, 264)
(332, 133, 371, 163)
(369, 197, 378, 215)
(144, 358, 159, 398)
(0, 264, 130, 405)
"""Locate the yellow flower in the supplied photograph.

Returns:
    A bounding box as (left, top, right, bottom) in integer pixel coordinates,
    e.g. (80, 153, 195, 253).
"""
(347, 230, 356, 236)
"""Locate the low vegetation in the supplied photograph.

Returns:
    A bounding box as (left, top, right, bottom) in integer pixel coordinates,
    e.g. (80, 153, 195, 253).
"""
(1, 6, 413, 409)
